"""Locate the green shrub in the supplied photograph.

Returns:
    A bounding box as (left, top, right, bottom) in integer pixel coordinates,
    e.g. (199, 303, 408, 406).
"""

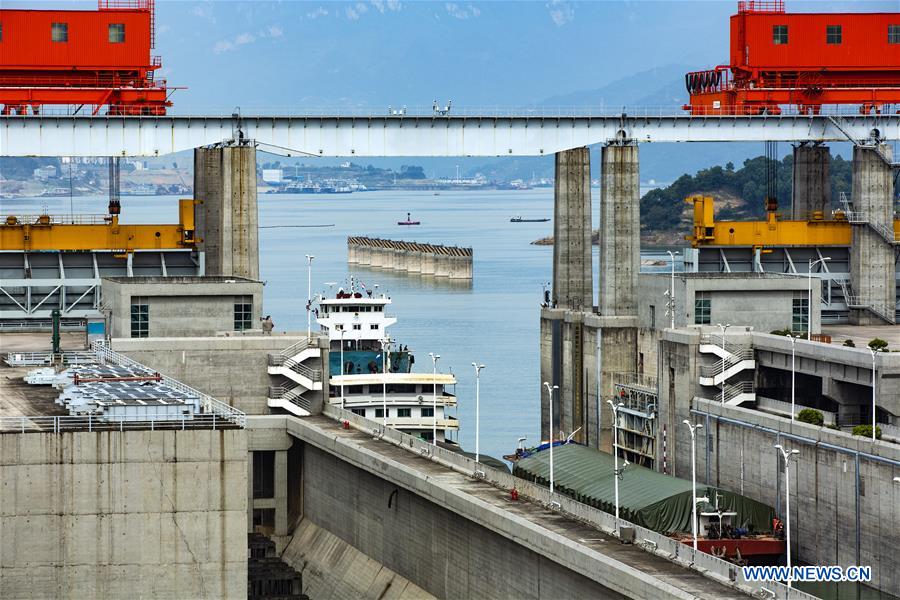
(797, 409, 824, 426)
(826, 423, 840, 431)
(770, 329, 792, 336)
(851, 424, 882, 439)
(868, 338, 889, 352)
(842, 339, 856, 347)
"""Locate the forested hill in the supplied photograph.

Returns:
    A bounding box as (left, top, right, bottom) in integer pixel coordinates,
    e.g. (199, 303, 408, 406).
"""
(640, 154, 862, 245)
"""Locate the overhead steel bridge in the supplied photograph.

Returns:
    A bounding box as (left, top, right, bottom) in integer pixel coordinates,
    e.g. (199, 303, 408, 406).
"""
(3, 113, 900, 157)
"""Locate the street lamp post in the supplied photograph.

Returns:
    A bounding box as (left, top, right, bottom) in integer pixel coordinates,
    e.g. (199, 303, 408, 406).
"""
(339, 329, 346, 410)
(380, 337, 391, 429)
(429, 353, 441, 445)
(607, 399, 625, 521)
(790, 334, 797, 421)
(870, 347, 880, 442)
(683, 420, 703, 552)
(807, 257, 830, 340)
(717, 323, 731, 404)
(774, 444, 800, 587)
(666, 250, 677, 329)
(305, 255, 315, 341)
(472, 363, 485, 463)
(543, 382, 558, 494)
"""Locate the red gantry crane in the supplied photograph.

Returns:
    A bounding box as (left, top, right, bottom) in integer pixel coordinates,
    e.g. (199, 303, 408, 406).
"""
(0, 0, 174, 115)
(685, 1, 900, 115)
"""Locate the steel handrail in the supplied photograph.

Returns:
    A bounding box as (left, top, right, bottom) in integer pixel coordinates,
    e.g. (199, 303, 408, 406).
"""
(699, 349, 755, 378)
(281, 358, 322, 382)
(0, 412, 237, 433)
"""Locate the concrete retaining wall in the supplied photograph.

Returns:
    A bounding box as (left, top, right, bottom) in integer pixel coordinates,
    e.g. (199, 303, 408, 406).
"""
(689, 398, 900, 598)
(0, 428, 248, 599)
(301, 442, 624, 600)
(347, 237, 473, 280)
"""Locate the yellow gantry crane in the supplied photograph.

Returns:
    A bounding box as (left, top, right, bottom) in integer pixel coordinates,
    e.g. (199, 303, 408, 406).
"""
(684, 195, 900, 248)
(0, 199, 199, 253)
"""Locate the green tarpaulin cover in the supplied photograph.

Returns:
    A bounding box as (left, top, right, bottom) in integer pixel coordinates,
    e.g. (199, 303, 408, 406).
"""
(513, 444, 774, 535)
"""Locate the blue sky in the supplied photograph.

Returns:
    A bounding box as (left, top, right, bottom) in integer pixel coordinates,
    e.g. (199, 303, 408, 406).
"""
(11, 0, 898, 113)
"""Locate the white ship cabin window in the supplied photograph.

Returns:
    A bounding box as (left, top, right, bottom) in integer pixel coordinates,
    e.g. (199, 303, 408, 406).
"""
(335, 324, 343, 330)
(370, 324, 379, 330)
(421, 407, 434, 417)
(352, 324, 362, 330)
(397, 408, 411, 418)
(348, 385, 364, 394)
(350, 408, 365, 417)
(375, 408, 387, 418)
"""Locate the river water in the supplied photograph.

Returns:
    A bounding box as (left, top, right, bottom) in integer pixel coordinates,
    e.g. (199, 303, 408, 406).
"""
(2, 189, 675, 462)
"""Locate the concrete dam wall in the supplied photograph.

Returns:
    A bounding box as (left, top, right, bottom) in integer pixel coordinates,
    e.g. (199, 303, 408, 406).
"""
(0, 429, 248, 599)
(347, 237, 473, 280)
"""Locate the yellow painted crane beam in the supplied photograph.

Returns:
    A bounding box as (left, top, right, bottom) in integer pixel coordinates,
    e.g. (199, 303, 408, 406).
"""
(685, 195, 900, 248)
(0, 199, 198, 252)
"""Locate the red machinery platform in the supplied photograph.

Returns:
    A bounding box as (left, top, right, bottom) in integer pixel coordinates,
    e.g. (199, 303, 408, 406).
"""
(0, 0, 172, 115)
(685, 1, 900, 115)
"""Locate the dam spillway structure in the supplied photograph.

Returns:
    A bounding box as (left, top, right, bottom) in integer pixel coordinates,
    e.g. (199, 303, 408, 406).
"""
(347, 237, 473, 280)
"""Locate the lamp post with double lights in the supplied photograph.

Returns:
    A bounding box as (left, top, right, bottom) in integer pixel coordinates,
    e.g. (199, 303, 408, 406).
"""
(870, 347, 880, 441)
(429, 353, 441, 445)
(543, 382, 558, 494)
(683, 419, 704, 551)
(775, 444, 800, 587)
(608, 399, 626, 521)
(789, 333, 801, 421)
(666, 250, 677, 329)
(472, 362, 485, 463)
(339, 329, 346, 410)
(379, 337, 392, 429)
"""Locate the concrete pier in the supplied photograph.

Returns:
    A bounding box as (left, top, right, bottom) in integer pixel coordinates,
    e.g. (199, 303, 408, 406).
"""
(194, 144, 259, 280)
(599, 143, 640, 317)
(849, 144, 896, 324)
(347, 237, 473, 280)
(552, 147, 593, 311)
(792, 144, 831, 219)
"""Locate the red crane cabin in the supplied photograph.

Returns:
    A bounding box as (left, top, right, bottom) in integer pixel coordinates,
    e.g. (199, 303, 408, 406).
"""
(685, 1, 900, 115)
(0, 0, 171, 115)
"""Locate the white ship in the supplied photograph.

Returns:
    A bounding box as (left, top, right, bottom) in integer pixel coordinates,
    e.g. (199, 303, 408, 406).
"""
(316, 282, 459, 442)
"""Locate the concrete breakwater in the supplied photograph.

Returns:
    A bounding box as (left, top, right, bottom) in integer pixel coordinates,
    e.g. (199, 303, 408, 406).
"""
(347, 237, 473, 279)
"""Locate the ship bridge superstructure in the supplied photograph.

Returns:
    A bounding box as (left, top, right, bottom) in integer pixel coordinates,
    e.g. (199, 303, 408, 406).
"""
(314, 286, 458, 442)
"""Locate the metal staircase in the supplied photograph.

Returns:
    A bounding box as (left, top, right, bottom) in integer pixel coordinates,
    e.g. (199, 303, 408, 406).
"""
(267, 382, 312, 413)
(837, 279, 896, 325)
(839, 193, 899, 246)
(698, 334, 756, 406)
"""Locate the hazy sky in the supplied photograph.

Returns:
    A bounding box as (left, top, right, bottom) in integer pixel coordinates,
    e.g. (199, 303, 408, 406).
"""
(9, 0, 898, 113)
